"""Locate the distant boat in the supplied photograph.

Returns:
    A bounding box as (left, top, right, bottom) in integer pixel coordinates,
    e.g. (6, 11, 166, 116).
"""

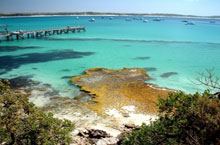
(185, 22, 195, 25)
(181, 20, 188, 23)
(75, 16, 79, 19)
(153, 18, 161, 21)
(89, 18, 95, 22)
(143, 19, 148, 23)
(125, 18, 131, 21)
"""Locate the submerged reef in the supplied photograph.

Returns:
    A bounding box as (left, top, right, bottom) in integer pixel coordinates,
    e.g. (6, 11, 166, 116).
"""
(71, 68, 171, 114)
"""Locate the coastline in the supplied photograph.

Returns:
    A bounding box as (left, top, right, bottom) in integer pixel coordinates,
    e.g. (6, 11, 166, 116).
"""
(1, 8, 220, 144)
(0, 13, 220, 19)
(13, 67, 170, 141)
(10, 75, 160, 144)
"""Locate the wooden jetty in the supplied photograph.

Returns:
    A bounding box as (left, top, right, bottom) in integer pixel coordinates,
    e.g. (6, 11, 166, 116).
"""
(0, 26, 86, 42)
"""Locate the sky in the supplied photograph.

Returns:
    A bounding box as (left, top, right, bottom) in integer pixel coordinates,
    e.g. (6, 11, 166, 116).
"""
(0, 0, 219, 16)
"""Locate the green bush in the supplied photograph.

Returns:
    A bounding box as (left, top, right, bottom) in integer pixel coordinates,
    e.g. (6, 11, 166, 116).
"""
(122, 91, 220, 145)
(0, 80, 74, 145)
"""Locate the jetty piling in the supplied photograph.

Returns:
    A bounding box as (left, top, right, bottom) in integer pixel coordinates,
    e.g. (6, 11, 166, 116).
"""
(0, 26, 86, 42)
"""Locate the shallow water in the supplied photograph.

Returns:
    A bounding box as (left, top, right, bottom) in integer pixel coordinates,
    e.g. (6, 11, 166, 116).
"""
(0, 16, 220, 96)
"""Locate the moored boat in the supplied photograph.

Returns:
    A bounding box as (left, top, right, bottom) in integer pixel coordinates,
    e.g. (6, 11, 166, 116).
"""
(89, 18, 95, 22)
(153, 18, 161, 21)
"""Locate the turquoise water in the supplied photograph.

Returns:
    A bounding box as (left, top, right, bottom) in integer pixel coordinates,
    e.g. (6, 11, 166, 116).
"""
(0, 16, 220, 96)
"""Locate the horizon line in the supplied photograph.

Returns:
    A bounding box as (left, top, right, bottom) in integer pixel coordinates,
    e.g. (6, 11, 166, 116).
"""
(0, 12, 220, 17)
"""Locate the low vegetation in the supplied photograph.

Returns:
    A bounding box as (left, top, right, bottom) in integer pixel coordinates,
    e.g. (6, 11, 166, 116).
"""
(121, 90, 220, 145)
(0, 79, 74, 145)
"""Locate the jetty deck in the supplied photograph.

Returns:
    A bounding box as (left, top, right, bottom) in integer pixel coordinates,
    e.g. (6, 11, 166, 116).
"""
(0, 26, 85, 42)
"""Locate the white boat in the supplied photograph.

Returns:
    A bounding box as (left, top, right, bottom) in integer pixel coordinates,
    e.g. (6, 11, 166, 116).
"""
(143, 19, 148, 23)
(125, 18, 131, 21)
(75, 16, 79, 19)
(89, 18, 95, 22)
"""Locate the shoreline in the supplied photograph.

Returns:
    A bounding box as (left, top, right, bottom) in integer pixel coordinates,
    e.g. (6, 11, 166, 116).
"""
(1, 14, 220, 20)
(17, 80, 159, 144)
(1, 67, 209, 144)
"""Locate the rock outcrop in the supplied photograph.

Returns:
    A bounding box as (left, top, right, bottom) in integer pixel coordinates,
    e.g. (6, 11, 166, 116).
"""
(71, 68, 171, 114)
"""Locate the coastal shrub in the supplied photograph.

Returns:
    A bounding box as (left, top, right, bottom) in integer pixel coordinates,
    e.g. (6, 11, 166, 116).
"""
(0, 79, 74, 145)
(121, 91, 220, 145)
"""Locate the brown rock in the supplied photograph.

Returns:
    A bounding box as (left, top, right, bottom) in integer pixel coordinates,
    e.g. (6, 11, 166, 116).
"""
(87, 129, 111, 139)
(124, 124, 140, 130)
(78, 130, 89, 137)
(71, 68, 172, 114)
(78, 129, 111, 139)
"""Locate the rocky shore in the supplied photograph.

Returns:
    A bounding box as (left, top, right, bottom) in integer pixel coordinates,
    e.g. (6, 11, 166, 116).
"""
(71, 67, 171, 114)
(8, 67, 173, 144)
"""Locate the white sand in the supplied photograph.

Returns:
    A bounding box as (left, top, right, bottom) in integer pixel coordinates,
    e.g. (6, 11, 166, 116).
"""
(106, 106, 157, 126)
(52, 104, 158, 138)
(28, 87, 158, 139)
(122, 105, 135, 112)
(29, 90, 51, 107)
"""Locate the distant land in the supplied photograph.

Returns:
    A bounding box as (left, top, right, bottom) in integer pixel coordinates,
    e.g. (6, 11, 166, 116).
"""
(0, 12, 220, 18)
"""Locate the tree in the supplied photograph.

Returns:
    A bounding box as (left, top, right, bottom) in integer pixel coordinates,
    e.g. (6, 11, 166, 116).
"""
(195, 68, 220, 99)
(195, 68, 220, 90)
(121, 90, 220, 145)
(0, 79, 74, 145)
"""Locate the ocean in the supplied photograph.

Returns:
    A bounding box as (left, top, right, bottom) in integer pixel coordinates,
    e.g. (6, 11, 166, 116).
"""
(0, 16, 220, 98)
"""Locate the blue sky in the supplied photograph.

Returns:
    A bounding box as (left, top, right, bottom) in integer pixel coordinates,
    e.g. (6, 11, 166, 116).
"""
(0, 0, 219, 16)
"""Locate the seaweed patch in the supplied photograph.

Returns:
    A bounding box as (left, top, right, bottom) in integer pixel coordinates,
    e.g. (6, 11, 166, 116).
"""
(0, 49, 94, 75)
(160, 72, 178, 78)
(0, 46, 41, 52)
(61, 69, 71, 72)
(135, 56, 151, 60)
(1, 75, 40, 89)
(143, 67, 157, 72)
(61, 76, 74, 79)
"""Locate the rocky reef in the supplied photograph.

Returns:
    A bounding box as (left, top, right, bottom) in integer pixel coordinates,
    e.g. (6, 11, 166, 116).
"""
(2, 68, 174, 144)
(71, 68, 171, 114)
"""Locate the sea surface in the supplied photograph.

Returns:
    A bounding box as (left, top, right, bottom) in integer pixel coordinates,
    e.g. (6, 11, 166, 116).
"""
(0, 16, 220, 97)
